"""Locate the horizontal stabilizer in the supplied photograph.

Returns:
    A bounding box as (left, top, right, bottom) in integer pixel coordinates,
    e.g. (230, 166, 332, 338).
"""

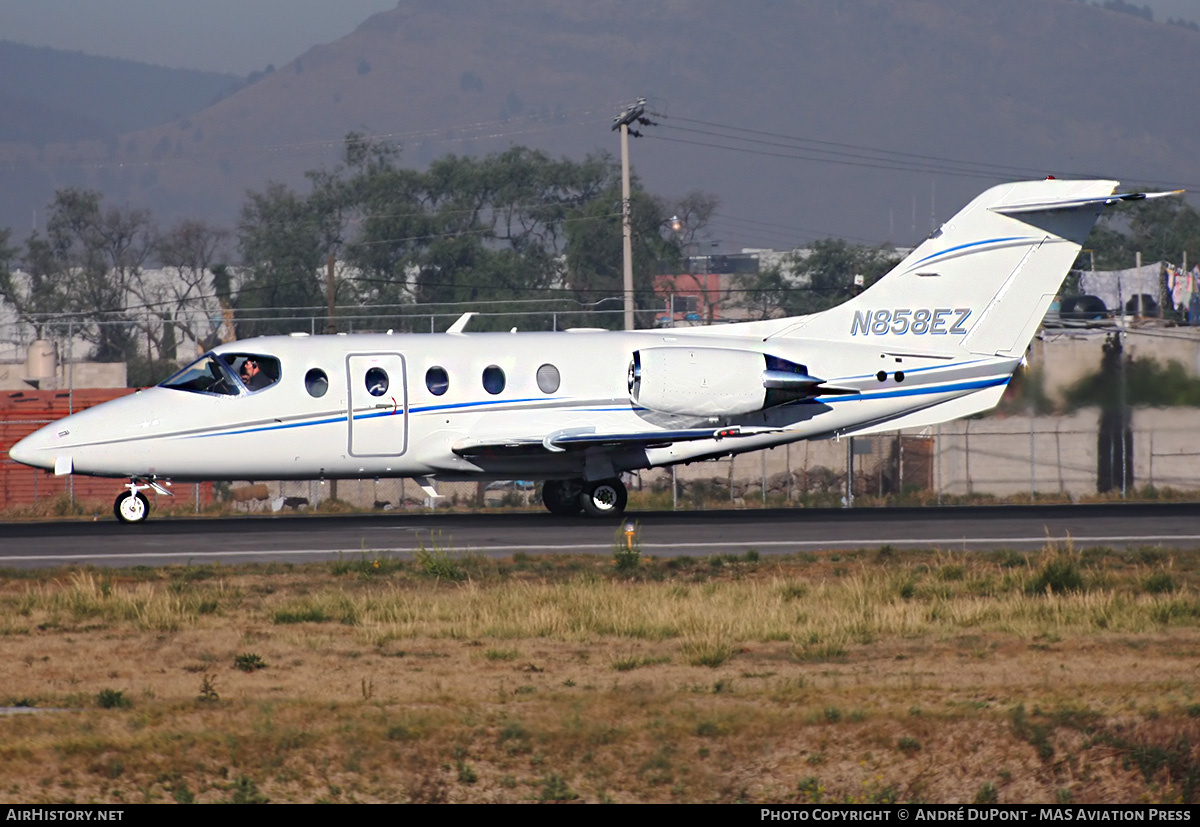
(991, 188, 1183, 216)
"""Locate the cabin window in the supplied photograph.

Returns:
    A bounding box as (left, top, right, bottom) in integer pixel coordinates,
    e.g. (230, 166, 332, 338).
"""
(536, 363, 560, 394)
(365, 367, 389, 397)
(305, 368, 329, 398)
(160, 354, 239, 396)
(426, 366, 449, 396)
(482, 365, 505, 395)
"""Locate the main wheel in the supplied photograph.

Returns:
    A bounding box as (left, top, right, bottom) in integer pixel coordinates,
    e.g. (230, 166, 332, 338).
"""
(579, 478, 627, 518)
(114, 490, 150, 524)
(542, 479, 583, 516)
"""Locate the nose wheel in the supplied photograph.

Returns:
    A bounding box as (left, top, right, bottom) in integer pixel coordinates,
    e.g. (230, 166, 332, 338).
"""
(114, 490, 150, 524)
(113, 477, 172, 524)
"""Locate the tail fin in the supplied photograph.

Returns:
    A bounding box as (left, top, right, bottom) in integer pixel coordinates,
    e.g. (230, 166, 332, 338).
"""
(770, 179, 1127, 357)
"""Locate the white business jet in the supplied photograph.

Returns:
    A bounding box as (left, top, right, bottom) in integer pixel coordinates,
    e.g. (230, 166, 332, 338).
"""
(8, 178, 1180, 523)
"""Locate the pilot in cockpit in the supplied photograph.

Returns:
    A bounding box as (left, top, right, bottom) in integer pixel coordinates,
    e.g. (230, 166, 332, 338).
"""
(239, 358, 272, 391)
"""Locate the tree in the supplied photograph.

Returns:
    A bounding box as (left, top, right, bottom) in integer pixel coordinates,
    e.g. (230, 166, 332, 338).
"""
(333, 138, 625, 331)
(139, 218, 231, 359)
(1075, 197, 1200, 271)
(229, 135, 718, 334)
(339, 135, 429, 323)
(3, 234, 72, 338)
(0, 190, 153, 361)
(661, 191, 718, 266)
(236, 182, 327, 337)
(564, 182, 676, 329)
(0, 228, 25, 330)
(730, 264, 805, 321)
(733, 239, 901, 320)
(655, 192, 723, 322)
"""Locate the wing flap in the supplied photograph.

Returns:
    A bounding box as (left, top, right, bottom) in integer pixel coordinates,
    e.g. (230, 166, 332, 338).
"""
(452, 425, 780, 457)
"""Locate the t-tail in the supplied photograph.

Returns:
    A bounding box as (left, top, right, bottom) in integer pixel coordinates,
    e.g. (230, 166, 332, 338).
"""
(767, 179, 1181, 358)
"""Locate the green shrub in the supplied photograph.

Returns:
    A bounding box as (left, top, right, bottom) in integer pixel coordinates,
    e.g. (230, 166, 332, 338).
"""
(1143, 571, 1177, 594)
(234, 653, 267, 672)
(1028, 554, 1084, 595)
(96, 688, 131, 709)
(540, 773, 578, 801)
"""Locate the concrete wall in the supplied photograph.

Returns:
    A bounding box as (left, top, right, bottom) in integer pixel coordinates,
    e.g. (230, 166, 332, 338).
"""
(634, 406, 1200, 501)
(1033, 327, 1200, 404)
(0, 361, 127, 391)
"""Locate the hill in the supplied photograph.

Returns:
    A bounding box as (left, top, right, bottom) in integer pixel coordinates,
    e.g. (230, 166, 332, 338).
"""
(0, 41, 240, 145)
(2, 0, 1199, 252)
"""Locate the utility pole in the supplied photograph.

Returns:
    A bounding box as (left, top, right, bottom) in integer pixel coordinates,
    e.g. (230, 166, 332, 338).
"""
(326, 253, 337, 334)
(325, 251, 338, 504)
(613, 98, 654, 331)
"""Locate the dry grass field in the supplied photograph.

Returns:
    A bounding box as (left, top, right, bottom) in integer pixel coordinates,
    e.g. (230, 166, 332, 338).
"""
(2, 541, 1200, 804)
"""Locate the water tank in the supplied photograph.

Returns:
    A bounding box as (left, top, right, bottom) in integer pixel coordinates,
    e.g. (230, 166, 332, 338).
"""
(1125, 293, 1159, 317)
(25, 340, 57, 380)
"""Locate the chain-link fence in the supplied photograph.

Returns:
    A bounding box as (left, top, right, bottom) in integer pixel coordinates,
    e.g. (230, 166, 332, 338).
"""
(5, 306, 1200, 515)
(88, 408, 1192, 517)
(0, 305, 641, 364)
(5, 409, 1197, 517)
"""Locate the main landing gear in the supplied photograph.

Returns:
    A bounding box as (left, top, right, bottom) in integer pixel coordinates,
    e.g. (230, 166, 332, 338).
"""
(113, 478, 172, 524)
(541, 477, 628, 518)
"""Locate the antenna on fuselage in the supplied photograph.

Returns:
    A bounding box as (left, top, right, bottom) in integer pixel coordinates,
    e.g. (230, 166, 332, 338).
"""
(446, 313, 475, 334)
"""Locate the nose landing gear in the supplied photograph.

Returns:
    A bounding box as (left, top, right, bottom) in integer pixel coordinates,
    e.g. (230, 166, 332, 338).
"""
(113, 478, 172, 524)
(114, 490, 149, 524)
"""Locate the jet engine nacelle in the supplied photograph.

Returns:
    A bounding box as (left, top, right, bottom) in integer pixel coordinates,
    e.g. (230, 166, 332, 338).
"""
(628, 347, 824, 416)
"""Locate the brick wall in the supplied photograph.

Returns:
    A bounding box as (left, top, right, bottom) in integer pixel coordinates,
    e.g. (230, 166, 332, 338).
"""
(0, 389, 213, 511)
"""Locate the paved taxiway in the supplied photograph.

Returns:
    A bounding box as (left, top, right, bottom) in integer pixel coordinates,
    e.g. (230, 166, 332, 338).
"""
(0, 502, 1198, 568)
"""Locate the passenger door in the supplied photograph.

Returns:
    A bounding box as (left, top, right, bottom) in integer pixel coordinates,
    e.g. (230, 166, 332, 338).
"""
(346, 353, 408, 456)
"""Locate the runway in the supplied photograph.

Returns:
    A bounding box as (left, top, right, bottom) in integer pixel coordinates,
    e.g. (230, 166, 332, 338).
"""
(0, 502, 1198, 568)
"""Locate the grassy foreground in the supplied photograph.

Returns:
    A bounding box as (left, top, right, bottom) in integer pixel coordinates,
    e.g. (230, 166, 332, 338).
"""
(2, 542, 1200, 804)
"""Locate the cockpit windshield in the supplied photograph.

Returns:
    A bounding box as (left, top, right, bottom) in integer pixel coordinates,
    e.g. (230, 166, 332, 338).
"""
(160, 353, 281, 396)
(160, 354, 240, 396)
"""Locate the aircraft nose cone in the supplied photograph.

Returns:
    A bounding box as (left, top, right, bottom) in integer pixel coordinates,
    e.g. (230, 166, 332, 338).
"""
(8, 428, 52, 470)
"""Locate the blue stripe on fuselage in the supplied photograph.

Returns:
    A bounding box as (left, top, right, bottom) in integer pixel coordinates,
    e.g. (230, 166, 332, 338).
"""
(817, 375, 1008, 403)
(184, 377, 1008, 440)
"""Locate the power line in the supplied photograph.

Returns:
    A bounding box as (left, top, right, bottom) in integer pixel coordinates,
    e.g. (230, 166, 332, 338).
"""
(646, 131, 1028, 182)
(649, 113, 1200, 192)
(659, 115, 1050, 179)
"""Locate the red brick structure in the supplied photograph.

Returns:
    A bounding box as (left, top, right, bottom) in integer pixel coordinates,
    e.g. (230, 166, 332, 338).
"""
(0, 389, 214, 512)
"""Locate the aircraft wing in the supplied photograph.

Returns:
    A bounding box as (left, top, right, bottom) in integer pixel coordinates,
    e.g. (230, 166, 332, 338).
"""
(452, 425, 781, 457)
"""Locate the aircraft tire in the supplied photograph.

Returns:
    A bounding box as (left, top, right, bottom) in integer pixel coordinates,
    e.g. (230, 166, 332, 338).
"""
(114, 490, 150, 524)
(579, 478, 627, 518)
(542, 479, 583, 516)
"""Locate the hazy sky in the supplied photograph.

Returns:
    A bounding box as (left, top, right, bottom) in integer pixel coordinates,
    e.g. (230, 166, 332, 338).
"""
(2, 0, 1198, 75)
(0, 0, 399, 75)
